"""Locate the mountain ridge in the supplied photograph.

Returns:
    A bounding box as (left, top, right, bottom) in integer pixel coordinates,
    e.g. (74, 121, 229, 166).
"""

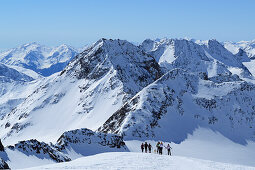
(1, 38, 255, 168)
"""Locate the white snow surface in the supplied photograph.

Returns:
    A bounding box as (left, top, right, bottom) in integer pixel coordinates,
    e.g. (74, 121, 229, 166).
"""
(3, 148, 54, 169)
(125, 128, 255, 167)
(23, 152, 255, 170)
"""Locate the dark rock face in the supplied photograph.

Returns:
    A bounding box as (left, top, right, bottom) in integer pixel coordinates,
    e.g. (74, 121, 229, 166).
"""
(0, 140, 4, 152)
(2, 128, 127, 168)
(65, 39, 162, 96)
(98, 67, 255, 144)
(56, 128, 127, 151)
(98, 69, 197, 138)
(7, 139, 71, 163)
(0, 158, 9, 169)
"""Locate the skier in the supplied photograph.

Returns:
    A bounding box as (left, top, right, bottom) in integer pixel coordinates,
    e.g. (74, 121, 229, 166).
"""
(165, 144, 172, 155)
(159, 142, 163, 155)
(156, 142, 160, 154)
(148, 143, 152, 153)
(144, 142, 148, 153)
(141, 143, 144, 153)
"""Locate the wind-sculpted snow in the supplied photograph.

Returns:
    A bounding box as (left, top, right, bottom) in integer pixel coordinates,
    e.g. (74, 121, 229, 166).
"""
(99, 68, 255, 144)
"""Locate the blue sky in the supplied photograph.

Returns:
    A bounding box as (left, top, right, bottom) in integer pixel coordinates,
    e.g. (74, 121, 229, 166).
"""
(0, 0, 255, 50)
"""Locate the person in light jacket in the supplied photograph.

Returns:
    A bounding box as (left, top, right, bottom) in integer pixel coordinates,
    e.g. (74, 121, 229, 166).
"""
(165, 144, 172, 155)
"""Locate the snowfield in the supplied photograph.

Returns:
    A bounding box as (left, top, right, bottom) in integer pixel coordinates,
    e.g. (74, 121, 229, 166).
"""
(125, 128, 255, 167)
(23, 152, 255, 170)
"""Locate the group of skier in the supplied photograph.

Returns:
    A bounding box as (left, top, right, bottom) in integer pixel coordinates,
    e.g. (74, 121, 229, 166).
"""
(141, 141, 172, 155)
(140, 142, 152, 153)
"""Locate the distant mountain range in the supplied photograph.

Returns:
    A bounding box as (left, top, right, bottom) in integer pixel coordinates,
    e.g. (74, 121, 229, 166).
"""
(0, 42, 85, 77)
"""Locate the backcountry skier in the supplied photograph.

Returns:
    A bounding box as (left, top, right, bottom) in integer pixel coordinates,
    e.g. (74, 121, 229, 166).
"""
(165, 144, 172, 155)
(141, 143, 144, 153)
(144, 142, 148, 153)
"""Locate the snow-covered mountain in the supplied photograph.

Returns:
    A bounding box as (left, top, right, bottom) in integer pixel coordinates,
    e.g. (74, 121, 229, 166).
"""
(141, 38, 252, 78)
(0, 39, 161, 145)
(0, 42, 80, 76)
(224, 40, 255, 59)
(99, 68, 255, 144)
(0, 43, 81, 130)
(224, 39, 255, 77)
(99, 38, 255, 144)
(1, 38, 255, 169)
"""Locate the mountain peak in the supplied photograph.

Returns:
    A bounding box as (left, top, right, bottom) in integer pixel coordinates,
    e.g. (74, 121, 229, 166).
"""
(66, 38, 161, 92)
(19, 42, 42, 50)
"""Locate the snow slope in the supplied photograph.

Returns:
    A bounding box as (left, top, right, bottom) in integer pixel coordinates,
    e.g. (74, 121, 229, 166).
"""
(0, 63, 42, 118)
(125, 128, 255, 167)
(99, 68, 255, 144)
(0, 39, 161, 145)
(24, 152, 255, 170)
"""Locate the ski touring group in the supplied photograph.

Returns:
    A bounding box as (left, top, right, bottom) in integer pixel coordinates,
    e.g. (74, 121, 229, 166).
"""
(141, 142, 172, 155)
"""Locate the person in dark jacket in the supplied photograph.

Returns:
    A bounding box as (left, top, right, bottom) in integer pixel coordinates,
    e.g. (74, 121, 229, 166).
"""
(144, 142, 148, 153)
(141, 143, 144, 153)
(159, 142, 163, 155)
(156, 142, 160, 154)
(148, 143, 152, 153)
